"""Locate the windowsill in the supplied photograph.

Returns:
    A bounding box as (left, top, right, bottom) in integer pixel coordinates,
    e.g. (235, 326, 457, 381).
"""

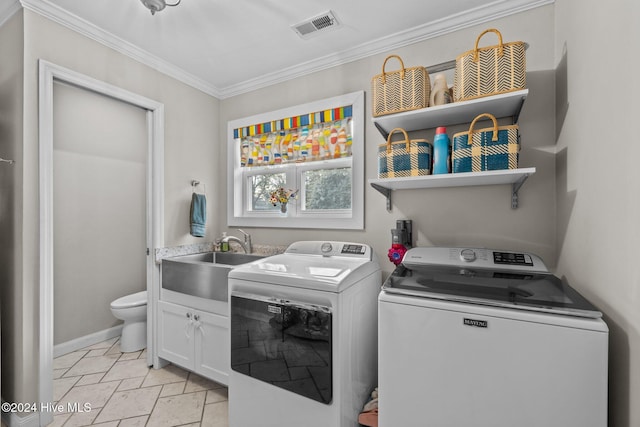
(227, 214, 363, 230)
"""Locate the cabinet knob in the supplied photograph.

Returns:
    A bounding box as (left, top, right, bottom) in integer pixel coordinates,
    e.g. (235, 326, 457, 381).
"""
(194, 314, 200, 321)
(186, 312, 192, 319)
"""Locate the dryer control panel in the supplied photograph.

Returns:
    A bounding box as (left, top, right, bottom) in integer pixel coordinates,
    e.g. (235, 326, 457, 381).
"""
(286, 241, 372, 259)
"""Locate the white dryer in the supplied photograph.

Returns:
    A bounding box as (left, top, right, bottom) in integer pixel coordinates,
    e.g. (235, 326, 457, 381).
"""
(228, 241, 381, 427)
(379, 247, 608, 427)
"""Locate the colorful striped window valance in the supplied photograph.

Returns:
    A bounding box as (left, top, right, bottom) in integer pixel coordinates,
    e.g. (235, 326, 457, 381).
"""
(233, 105, 352, 139)
(235, 105, 353, 168)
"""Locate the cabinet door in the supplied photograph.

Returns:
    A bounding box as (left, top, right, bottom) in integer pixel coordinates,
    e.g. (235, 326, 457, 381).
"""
(194, 310, 229, 386)
(157, 301, 194, 369)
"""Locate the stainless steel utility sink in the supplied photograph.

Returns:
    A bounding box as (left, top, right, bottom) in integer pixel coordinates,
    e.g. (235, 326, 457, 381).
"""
(180, 251, 264, 266)
(161, 252, 264, 302)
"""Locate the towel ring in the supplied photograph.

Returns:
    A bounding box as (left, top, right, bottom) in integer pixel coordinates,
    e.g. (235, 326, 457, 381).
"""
(191, 180, 206, 194)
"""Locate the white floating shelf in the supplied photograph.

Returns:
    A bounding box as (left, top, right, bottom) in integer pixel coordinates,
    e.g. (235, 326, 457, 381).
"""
(372, 89, 528, 137)
(369, 167, 536, 211)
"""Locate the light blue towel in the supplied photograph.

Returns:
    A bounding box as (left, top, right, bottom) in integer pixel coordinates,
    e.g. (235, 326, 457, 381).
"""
(190, 193, 206, 237)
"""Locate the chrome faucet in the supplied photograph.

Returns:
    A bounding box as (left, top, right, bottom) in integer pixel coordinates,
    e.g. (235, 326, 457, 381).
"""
(221, 229, 252, 254)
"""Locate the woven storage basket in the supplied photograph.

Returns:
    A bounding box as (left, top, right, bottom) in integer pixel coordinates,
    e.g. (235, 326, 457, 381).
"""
(371, 55, 430, 117)
(453, 28, 526, 102)
(378, 128, 432, 178)
(452, 113, 519, 173)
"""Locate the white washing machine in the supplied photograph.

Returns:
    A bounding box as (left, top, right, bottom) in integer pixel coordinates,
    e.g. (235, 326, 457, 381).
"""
(379, 247, 608, 427)
(228, 241, 381, 427)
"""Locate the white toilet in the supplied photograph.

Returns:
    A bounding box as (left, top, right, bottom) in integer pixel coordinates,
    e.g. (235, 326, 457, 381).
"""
(110, 290, 148, 352)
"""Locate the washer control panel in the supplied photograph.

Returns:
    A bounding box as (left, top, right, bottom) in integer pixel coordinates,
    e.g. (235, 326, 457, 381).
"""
(493, 251, 533, 266)
(341, 244, 366, 255)
(402, 247, 548, 272)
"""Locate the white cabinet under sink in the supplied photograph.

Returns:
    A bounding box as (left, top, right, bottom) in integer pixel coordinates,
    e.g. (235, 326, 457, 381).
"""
(157, 300, 229, 385)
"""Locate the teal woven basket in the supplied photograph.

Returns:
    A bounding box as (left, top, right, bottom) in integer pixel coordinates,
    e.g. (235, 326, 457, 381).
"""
(452, 113, 519, 173)
(378, 128, 432, 178)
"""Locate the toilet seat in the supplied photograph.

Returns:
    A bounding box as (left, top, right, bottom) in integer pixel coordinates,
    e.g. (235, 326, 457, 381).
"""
(111, 290, 147, 309)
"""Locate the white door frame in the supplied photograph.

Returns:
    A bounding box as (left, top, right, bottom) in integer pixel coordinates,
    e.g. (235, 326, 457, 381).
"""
(38, 59, 164, 427)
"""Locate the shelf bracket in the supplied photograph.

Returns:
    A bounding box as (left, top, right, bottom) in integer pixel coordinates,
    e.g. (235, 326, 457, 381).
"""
(374, 121, 389, 141)
(511, 94, 527, 124)
(511, 174, 530, 209)
(371, 183, 392, 212)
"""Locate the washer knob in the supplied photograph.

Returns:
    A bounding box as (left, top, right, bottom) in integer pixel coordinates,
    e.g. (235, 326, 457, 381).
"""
(321, 242, 333, 254)
(460, 248, 477, 262)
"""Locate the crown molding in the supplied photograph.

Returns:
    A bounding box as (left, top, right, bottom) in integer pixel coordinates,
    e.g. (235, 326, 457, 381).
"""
(19, 0, 221, 98)
(17, 0, 552, 100)
(219, 0, 554, 98)
(0, 0, 21, 27)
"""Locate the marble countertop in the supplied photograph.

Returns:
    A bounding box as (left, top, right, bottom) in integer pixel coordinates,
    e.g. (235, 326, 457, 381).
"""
(155, 242, 287, 264)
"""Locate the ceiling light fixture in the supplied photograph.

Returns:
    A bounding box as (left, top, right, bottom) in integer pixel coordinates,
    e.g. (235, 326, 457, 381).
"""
(140, 0, 181, 15)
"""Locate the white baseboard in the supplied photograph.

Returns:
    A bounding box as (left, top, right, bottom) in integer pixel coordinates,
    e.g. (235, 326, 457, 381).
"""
(0, 407, 39, 427)
(53, 325, 123, 358)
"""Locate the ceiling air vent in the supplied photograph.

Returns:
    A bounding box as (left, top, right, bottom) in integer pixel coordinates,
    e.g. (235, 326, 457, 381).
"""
(292, 11, 340, 39)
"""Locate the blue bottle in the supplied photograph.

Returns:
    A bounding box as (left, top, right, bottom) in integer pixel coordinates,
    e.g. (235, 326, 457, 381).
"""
(433, 126, 451, 174)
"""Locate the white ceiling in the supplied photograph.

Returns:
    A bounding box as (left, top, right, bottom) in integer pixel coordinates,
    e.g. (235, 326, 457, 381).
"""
(12, 0, 550, 98)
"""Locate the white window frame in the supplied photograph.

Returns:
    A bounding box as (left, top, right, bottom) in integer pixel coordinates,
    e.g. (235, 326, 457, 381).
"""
(227, 91, 364, 229)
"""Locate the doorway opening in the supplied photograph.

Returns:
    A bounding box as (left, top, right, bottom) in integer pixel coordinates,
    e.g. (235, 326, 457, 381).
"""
(52, 80, 147, 354)
(38, 60, 165, 427)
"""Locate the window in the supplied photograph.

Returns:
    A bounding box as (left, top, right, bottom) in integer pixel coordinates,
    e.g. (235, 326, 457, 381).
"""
(249, 172, 285, 212)
(227, 91, 364, 229)
(303, 167, 351, 211)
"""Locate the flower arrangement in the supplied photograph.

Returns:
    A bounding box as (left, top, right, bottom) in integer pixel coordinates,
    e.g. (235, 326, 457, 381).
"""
(269, 187, 298, 213)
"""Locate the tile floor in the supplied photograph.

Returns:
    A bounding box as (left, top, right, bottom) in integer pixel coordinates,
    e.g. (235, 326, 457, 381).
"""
(51, 338, 228, 427)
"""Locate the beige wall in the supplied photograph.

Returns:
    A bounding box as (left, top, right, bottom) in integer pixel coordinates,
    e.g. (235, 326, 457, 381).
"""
(23, 11, 221, 246)
(554, 1, 640, 426)
(2, 8, 220, 406)
(52, 82, 147, 344)
(219, 5, 557, 277)
(0, 9, 24, 411)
